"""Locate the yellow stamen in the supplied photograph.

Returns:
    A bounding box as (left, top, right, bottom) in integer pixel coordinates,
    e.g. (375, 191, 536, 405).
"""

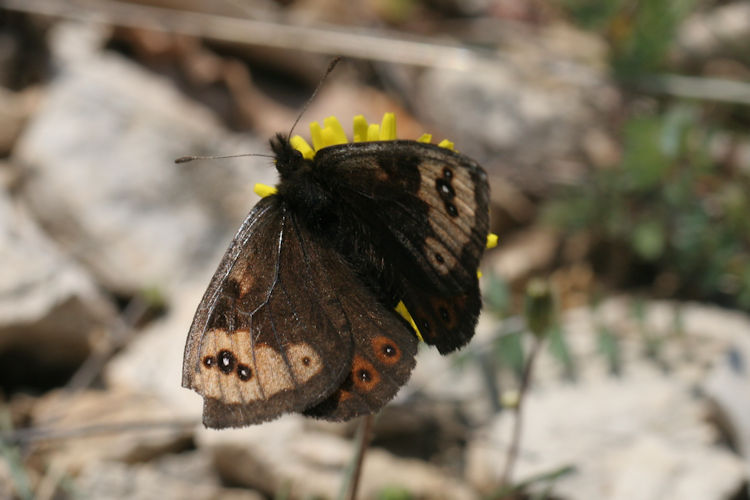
(486, 233, 498, 249)
(438, 139, 455, 151)
(417, 133, 432, 143)
(353, 115, 368, 142)
(290, 136, 315, 160)
(254, 183, 277, 198)
(477, 270, 483, 278)
(380, 112, 396, 141)
(395, 301, 423, 342)
(310, 121, 324, 151)
(366, 123, 380, 142)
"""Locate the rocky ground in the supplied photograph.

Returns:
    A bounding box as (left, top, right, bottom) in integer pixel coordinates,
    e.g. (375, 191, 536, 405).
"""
(1, 2, 749, 499)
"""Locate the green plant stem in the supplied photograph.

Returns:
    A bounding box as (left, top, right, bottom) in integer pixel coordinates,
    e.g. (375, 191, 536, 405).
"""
(500, 338, 542, 489)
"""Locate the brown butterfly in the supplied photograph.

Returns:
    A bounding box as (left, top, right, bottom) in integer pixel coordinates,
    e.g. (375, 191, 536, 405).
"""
(182, 113, 490, 428)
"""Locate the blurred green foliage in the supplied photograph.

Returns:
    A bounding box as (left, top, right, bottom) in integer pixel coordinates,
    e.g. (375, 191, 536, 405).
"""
(377, 485, 414, 500)
(559, 0, 695, 76)
(545, 103, 750, 310)
(481, 273, 577, 386)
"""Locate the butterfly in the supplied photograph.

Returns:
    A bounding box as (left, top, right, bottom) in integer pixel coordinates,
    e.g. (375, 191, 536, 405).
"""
(182, 113, 491, 428)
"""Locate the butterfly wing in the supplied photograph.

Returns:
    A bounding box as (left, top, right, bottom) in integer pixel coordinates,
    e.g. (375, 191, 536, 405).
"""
(183, 195, 418, 426)
(302, 276, 419, 421)
(183, 195, 354, 427)
(312, 141, 490, 354)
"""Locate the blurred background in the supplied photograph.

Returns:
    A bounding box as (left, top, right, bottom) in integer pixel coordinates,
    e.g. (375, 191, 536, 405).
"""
(0, 0, 749, 498)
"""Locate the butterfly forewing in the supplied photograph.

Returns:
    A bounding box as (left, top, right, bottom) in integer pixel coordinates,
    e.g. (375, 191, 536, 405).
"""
(313, 141, 490, 353)
(183, 196, 360, 427)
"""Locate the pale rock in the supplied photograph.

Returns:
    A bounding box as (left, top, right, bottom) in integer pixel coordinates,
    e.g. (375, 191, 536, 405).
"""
(416, 31, 615, 192)
(605, 436, 745, 500)
(197, 418, 475, 499)
(675, 2, 750, 63)
(466, 370, 745, 499)
(465, 299, 750, 499)
(74, 454, 264, 500)
(0, 187, 112, 365)
(703, 336, 750, 484)
(13, 22, 273, 293)
(31, 388, 193, 468)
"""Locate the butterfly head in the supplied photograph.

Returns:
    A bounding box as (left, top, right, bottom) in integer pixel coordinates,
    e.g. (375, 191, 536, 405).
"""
(270, 133, 308, 180)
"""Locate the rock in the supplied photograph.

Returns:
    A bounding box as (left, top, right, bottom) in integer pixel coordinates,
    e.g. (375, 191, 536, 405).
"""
(466, 369, 746, 499)
(414, 26, 616, 193)
(465, 299, 750, 499)
(198, 418, 475, 499)
(74, 454, 264, 500)
(31, 388, 193, 468)
(604, 436, 745, 500)
(675, 2, 750, 65)
(13, 22, 272, 294)
(702, 315, 750, 483)
(0, 186, 112, 371)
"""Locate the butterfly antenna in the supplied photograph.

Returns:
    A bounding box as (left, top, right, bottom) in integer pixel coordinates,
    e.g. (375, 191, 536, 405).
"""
(286, 56, 342, 139)
(175, 153, 274, 164)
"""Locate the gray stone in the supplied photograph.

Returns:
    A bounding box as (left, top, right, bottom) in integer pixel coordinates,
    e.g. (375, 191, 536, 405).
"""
(701, 312, 750, 489)
(466, 369, 746, 499)
(198, 419, 475, 499)
(0, 187, 112, 366)
(415, 26, 617, 191)
(13, 22, 274, 294)
(74, 457, 264, 500)
(31, 388, 194, 467)
(675, 2, 750, 64)
(465, 299, 749, 499)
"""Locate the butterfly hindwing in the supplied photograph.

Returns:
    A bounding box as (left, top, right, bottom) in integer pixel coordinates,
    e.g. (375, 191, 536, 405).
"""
(302, 278, 419, 421)
(312, 141, 490, 353)
(184, 196, 358, 427)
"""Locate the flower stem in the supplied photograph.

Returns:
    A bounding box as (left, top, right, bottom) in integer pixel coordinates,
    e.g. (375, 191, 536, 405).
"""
(342, 414, 374, 500)
(500, 337, 542, 488)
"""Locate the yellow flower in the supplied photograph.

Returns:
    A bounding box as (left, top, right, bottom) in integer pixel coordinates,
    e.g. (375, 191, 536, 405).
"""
(287, 112, 449, 160)
(256, 112, 455, 196)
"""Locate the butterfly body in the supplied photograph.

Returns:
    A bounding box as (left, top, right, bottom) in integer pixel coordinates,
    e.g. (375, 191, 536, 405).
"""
(183, 130, 489, 428)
